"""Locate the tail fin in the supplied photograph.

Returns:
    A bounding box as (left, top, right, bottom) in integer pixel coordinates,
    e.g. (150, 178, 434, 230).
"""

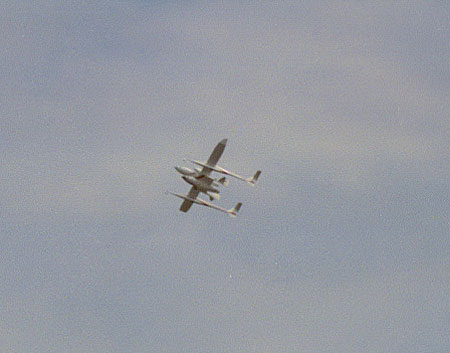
(217, 177, 229, 186)
(228, 202, 242, 217)
(247, 170, 261, 185)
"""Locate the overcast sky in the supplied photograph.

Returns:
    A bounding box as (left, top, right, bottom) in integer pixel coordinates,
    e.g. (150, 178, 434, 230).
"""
(1, 1, 449, 352)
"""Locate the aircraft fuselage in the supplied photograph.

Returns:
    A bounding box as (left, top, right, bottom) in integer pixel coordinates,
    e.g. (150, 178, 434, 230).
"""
(175, 166, 197, 177)
(182, 176, 219, 194)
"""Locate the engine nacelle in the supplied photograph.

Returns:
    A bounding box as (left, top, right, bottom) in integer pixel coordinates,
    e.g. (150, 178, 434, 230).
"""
(207, 192, 220, 201)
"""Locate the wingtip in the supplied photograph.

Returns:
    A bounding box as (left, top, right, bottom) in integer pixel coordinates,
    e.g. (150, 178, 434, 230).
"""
(220, 138, 228, 145)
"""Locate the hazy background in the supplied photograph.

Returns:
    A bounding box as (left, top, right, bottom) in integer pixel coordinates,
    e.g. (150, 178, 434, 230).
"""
(1, 1, 449, 352)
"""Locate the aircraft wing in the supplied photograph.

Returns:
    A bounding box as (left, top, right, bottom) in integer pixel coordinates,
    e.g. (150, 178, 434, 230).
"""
(200, 138, 227, 176)
(179, 186, 199, 213)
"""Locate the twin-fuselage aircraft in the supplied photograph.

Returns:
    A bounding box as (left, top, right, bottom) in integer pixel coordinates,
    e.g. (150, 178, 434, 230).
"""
(170, 138, 261, 216)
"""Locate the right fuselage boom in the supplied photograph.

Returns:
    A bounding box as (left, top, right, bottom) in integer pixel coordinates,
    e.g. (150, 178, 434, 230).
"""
(189, 160, 252, 183)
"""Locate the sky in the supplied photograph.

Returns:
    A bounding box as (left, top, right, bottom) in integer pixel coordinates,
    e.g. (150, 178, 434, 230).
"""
(1, 1, 449, 352)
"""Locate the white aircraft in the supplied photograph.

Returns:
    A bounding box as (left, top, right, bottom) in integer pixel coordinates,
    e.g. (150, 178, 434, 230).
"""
(173, 138, 261, 213)
(168, 192, 242, 217)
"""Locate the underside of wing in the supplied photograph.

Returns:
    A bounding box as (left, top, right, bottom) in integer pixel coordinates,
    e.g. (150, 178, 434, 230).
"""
(195, 174, 214, 185)
(201, 138, 227, 175)
(179, 187, 199, 212)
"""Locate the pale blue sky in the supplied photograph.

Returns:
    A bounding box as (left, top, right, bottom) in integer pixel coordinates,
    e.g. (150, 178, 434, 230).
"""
(1, 1, 449, 352)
